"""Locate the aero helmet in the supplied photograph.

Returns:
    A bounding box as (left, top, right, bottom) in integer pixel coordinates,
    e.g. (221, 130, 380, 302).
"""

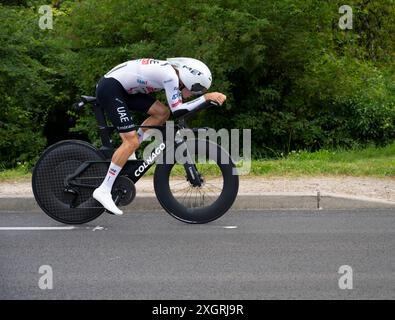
(167, 57, 212, 95)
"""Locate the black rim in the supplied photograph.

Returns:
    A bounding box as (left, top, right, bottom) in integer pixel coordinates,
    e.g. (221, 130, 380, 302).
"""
(32, 140, 106, 224)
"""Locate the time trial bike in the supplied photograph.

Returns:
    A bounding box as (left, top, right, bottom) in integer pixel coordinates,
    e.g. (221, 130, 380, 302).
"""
(32, 95, 239, 225)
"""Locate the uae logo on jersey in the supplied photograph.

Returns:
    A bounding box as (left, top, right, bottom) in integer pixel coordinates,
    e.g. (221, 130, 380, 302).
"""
(109, 168, 117, 176)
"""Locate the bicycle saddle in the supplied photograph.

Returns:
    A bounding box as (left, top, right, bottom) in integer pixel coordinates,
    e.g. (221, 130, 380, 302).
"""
(81, 95, 97, 103)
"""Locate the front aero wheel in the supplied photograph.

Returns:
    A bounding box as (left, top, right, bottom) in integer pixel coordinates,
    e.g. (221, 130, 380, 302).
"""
(154, 139, 239, 224)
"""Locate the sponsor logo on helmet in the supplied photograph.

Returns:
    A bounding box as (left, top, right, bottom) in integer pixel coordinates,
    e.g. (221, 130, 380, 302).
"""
(182, 65, 203, 76)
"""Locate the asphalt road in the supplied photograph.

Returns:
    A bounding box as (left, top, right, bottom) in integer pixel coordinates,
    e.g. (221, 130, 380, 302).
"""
(1, 209, 395, 300)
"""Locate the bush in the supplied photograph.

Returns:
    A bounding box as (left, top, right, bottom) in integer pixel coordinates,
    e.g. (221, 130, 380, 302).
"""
(0, 0, 394, 167)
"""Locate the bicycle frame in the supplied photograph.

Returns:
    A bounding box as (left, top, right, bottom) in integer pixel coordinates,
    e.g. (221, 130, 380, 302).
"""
(65, 99, 211, 190)
(33, 95, 238, 223)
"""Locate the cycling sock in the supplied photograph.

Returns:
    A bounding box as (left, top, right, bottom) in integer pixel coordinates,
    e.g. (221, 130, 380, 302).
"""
(100, 162, 122, 192)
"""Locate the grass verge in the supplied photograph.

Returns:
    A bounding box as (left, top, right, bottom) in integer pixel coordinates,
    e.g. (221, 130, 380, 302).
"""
(248, 142, 395, 177)
(0, 142, 394, 182)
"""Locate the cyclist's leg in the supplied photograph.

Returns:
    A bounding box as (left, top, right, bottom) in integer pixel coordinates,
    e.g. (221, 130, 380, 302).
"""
(97, 77, 136, 134)
(125, 93, 170, 142)
(144, 100, 171, 127)
(138, 101, 170, 142)
(112, 131, 139, 166)
(94, 77, 139, 215)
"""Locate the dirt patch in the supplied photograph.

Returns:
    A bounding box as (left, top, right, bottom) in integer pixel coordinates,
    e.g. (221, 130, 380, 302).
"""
(1, 176, 394, 202)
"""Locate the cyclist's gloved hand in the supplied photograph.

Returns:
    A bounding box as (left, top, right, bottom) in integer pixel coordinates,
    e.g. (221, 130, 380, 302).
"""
(204, 92, 227, 106)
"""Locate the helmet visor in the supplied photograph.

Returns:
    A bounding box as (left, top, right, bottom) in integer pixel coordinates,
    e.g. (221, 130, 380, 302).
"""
(190, 83, 208, 96)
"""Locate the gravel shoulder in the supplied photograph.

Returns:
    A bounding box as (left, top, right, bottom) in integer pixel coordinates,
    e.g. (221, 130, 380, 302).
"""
(0, 176, 394, 203)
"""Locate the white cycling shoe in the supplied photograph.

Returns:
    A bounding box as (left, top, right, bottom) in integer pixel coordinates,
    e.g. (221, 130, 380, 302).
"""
(92, 187, 123, 216)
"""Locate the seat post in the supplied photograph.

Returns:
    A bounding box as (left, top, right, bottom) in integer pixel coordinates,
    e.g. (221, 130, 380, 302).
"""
(92, 102, 114, 159)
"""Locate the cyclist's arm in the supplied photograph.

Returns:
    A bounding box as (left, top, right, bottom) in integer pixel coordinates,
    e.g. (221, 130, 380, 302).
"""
(162, 76, 206, 114)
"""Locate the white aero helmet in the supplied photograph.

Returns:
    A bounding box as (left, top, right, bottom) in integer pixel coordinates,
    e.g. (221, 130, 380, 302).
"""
(167, 57, 212, 95)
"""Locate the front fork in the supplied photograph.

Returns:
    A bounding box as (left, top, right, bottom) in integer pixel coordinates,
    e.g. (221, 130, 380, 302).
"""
(175, 137, 203, 188)
(185, 162, 203, 187)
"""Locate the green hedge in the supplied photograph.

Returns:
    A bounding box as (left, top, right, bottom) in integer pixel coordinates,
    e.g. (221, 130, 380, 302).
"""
(0, 0, 394, 168)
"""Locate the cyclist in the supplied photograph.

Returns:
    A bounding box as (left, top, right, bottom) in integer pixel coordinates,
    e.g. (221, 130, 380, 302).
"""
(93, 57, 227, 215)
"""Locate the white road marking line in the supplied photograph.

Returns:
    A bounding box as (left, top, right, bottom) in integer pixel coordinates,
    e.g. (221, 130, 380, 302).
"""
(0, 227, 76, 231)
(223, 226, 238, 229)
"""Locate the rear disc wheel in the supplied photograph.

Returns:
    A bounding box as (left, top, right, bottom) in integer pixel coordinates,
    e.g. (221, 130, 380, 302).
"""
(32, 140, 108, 224)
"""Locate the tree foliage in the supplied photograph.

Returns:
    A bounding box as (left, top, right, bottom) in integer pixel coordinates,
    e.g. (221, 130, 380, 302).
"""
(0, 0, 394, 167)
